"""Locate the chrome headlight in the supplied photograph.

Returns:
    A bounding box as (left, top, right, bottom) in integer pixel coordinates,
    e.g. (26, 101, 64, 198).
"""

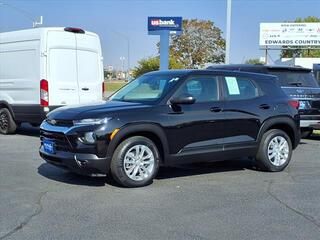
(73, 117, 112, 126)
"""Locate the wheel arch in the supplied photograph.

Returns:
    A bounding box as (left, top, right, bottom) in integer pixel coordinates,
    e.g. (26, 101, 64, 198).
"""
(258, 116, 299, 149)
(107, 123, 169, 164)
(0, 101, 15, 120)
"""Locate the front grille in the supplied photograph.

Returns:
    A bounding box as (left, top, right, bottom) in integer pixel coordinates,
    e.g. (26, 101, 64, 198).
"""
(40, 130, 73, 152)
(46, 119, 74, 127)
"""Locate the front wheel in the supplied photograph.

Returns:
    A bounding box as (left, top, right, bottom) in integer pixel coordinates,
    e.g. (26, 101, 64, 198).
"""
(0, 108, 17, 135)
(110, 136, 160, 187)
(255, 129, 292, 172)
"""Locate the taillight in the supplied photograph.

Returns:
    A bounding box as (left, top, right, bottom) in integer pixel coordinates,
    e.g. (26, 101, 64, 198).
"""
(40, 79, 49, 107)
(289, 100, 299, 109)
(102, 82, 106, 97)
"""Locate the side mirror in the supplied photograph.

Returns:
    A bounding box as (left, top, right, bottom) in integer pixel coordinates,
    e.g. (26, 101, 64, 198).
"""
(170, 94, 196, 105)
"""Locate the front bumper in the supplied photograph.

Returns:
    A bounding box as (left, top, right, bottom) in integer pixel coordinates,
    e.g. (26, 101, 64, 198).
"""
(39, 146, 109, 176)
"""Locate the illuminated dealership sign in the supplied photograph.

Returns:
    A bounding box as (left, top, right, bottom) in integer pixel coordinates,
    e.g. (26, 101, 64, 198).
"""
(260, 23, 320, 46)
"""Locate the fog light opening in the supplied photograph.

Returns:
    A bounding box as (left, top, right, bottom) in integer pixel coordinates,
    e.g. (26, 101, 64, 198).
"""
(79, 132, 96, 144)
(75, 156, 88, 167)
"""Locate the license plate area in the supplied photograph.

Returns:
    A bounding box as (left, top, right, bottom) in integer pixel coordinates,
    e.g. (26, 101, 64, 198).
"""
(43, 139, 55, 154)
(299, 100, 311, 110)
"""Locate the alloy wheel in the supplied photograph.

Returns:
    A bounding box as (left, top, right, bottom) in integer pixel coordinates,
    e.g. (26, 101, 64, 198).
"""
(267, 136, 289, 167)
(123, 144, 155, 181)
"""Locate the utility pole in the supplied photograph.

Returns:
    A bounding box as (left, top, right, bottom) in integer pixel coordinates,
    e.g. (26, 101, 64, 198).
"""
(225, 0, 232, 64)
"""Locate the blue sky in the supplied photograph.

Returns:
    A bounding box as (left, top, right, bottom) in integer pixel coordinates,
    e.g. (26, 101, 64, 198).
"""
(1, 0, 319, 70)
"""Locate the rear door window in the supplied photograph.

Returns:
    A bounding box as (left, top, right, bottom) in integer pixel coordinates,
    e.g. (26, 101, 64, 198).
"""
(268, 71, 319, 87)
(223, 76, 260, 100)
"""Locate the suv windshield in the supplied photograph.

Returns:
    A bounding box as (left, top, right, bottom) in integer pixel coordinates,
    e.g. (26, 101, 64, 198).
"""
(110, 73, 182, 103)
(268, 70, 319, 88)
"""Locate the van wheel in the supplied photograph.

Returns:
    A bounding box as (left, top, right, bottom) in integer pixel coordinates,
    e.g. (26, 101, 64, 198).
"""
(0, 108, 17, 134)
(255, 129, 292, 172)
(110, 136, 160, 188)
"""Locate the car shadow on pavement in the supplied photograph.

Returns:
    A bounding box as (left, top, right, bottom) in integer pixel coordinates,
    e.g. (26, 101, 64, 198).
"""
(38, 163, 106, 187)
(15, 123, 40, 137)
(309, 134, 320, 141)
(38, 158, 256, 187)
(156, 158, 256, 180)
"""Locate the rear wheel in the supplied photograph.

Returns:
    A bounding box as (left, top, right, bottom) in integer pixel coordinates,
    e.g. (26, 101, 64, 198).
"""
(256, 129, 292, 172)
(110, 136, 160, 187)
(0, 108, 17, 135)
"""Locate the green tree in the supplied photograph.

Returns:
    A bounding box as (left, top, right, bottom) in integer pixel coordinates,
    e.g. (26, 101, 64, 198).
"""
(281, 16, 320, 58)
(245, 58, 263, 64)
(160, 19, 225, 69)
(132, 56, 184, 78)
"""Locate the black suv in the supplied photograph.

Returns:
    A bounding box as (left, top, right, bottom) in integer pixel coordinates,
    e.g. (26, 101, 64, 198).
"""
(208, 64, 320, 138)
(39, 70, 300, 187)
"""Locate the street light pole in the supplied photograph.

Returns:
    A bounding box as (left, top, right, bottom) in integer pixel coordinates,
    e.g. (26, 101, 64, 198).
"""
(225, 0, 232, 64)
(120, 56, 125, 78)
(111, 31, 130, 80)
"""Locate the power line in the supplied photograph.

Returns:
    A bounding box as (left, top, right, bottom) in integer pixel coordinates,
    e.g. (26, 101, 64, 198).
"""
(0, 1, 43, 27)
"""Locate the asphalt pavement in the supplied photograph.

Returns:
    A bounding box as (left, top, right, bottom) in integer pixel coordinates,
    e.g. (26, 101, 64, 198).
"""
(1, 124, 320, 240)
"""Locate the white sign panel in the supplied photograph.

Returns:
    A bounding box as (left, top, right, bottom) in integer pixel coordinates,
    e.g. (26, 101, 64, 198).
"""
(260, 23, 320, 46)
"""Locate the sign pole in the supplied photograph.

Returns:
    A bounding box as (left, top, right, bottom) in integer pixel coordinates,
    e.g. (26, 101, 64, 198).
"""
(160, 31, 170, 70)
(148, 17, 182, 71)
(265, 47, 268, 64)
(225, 0, 232, 64)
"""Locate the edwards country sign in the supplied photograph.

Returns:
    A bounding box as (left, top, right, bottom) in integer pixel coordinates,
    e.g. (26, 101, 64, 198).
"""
(260, 22, 320, 46)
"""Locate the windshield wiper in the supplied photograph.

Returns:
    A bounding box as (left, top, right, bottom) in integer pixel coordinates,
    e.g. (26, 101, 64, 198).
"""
(289, 82, 303, 87)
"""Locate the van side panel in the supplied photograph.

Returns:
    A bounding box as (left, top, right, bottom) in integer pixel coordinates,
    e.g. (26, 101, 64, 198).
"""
(47, 31, 80, 106)
(0, 40, 40, 105)
(76, 33, 103, 103)
(0, 38, 44, 123)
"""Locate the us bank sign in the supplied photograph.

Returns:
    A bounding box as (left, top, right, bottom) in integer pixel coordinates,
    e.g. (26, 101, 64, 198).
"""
(148, 17, 182, 35)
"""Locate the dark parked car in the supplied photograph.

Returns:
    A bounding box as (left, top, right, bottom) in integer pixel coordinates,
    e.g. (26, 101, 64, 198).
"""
(208, 64, 320, 138)
(39, 70, 300, 187)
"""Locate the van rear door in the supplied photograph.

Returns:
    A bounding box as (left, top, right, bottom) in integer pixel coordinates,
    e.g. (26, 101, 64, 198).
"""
(47, 31, 80, 105)
(76, 33, 103, 103)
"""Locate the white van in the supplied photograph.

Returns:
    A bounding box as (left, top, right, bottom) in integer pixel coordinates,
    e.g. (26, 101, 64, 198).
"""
(0, 27, 105, 134)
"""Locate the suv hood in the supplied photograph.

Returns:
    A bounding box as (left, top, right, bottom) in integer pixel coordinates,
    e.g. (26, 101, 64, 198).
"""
(47, 100, 151, 120)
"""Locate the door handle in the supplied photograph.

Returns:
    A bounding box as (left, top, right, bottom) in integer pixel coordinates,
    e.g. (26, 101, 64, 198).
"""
(259, 104, 270, 109)
(210, 107, 222, 112)
(82, 87, 89, 91)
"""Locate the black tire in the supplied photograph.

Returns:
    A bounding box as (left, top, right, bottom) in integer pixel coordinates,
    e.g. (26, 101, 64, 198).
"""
(301, 129, 313, 139)
(255, 129, 292, 172)
(0, 108, 17, 135)
(110, 136, 160, 187)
